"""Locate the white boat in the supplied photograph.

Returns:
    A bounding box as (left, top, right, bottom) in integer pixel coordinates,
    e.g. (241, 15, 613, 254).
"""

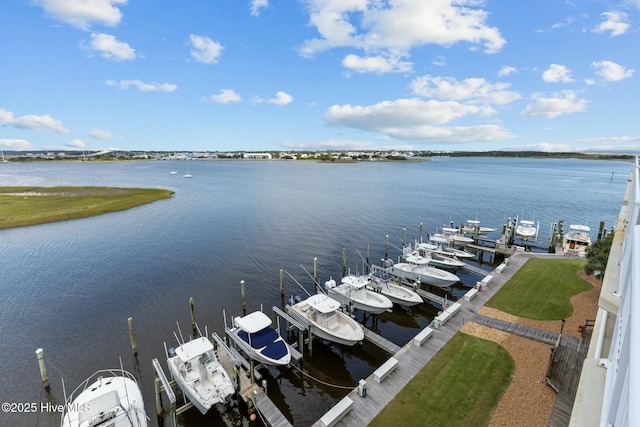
(563, 224, 592, 257)
(383, 260, 460, 287)
(516, 220, 537, 240)
(325, 275, 393, 314)
(169, 170, 178, 175)
(407, 246, 465, 270)
(61, 368, 148, 427)
(230, 311, 291, 366)
(421, 239, 475, 259)
(434, 227, 474, 246)
(183, 160, 192, 178)
(462, 219, 496, 235)
(367, 275, 423, 306)
(166, 334, 235, 414)
(288, 293, 364, 346)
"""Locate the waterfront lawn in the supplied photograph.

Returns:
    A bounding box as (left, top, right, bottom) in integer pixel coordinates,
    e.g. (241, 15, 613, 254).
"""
(486, 258, 590, 320)
(369, 333, 514, 427)
(0, 186, 174, 229)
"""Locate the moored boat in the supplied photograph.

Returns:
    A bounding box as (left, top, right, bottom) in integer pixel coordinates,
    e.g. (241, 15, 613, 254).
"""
(516, 220, 537, 240)
(380, 259, 460, 287)
(367, 275, 423, 306)
(230, 311, 291, 366)
(166, 333, 235, 414)
(61, 368, 148, 427)
(462, 219, 497, 235)
(563, 224, 592, 256)
(288, 293, 364, 346)
(325, 275, 393, 314)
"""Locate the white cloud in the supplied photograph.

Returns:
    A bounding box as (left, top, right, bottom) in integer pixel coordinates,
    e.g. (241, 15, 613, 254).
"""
(211, 89, 242, 103)
(410, 75, 521, 105)
(281, 139, 378, 150)
(520, 90, 588, 118)
(89, 128, 123, 139)
(542, 64, 573, 83)
(323, 98, 514, 143)
(84, 33, 135, 61)
(267, 91, 293, 106)
(65, 138, 86, 149)
(498, 66, 516, 77)
(593, 11, 630, 37)
(36, 0, 127, 31)
(592, 60, 635, 82)
(342, 54, 412, 74)
(0, 108, 71, 133)
(250, 0, 268, 16)
(298, 1, 505, 71)
(189, 34, 224, 64)
(105, 79, 177, 92)
(0, 138, 35, 150)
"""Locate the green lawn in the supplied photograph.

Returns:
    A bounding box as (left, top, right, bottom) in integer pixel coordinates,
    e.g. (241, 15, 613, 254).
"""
(370, 333, 514, 427)
(485, 258, 591, 320)
(0, 186, 174, 229)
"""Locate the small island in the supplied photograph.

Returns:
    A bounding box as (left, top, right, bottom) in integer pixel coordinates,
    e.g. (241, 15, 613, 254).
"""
(0, 186, 174, 229)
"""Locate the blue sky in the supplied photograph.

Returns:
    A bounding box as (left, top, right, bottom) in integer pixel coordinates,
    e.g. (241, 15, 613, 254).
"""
(1, 0, 639, 153)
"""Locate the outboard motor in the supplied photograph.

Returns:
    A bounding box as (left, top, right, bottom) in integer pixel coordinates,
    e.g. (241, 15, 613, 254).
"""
(167, 347, 176, 358)
(324, 279, 336, 290)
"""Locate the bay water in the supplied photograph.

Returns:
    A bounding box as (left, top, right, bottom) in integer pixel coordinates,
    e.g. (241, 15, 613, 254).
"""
(0, 157, 631, 426)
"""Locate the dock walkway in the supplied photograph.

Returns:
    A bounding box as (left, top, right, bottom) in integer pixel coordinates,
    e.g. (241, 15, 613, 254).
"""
(312, 252, 572, 427)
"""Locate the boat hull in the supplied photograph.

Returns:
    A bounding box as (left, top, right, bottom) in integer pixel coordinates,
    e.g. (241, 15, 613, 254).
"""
(386, 263, 459, 287)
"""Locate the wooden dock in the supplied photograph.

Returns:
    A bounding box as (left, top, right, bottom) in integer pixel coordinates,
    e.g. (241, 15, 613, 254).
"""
(312, 252, 575, 427)
(471, 314, 559, 345)
(363, 327, 401, 355)
(252, 390, 293, 427)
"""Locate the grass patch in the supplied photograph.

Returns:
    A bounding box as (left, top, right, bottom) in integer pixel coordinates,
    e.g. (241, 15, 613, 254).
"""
(370, 333, 514, 427)
(486, 258, 590, 320)
(0, 186, 174, 229)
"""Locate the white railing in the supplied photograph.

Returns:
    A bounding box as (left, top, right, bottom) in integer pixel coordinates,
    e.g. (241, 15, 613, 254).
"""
(592, 157, 639, 427)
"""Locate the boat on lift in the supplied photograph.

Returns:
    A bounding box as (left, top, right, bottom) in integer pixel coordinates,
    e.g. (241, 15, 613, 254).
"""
(563, 224, 592, 257)
(366, 275, 423, 306)
(61, 366, 148, 427)
(379, 258, 460, 288)
(229, 310, 291, 366)
(462, 219, 497, 235)
(403, 248, 464, 270)
(325, 275, 393, 314)
(421, 238, 475, 259)
(516, 220, 537, 240)
(165, 328, 235, 415)
(433, 227, 474, 247)
(288, 293, 364, 346)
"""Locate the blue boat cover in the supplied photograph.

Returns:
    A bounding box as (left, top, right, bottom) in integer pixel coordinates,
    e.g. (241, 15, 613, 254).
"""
(238, 327, 288, 360)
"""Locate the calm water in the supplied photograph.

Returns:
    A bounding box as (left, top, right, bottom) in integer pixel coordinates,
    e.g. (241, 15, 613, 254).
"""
(0, 157, 631, 427)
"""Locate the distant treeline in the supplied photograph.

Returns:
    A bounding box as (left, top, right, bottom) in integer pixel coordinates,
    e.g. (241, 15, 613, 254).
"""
(419, 151, 635, 161)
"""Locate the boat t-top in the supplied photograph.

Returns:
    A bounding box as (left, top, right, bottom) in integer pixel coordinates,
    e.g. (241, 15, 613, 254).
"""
(288, 293, 364, 346)
(325, 275, 393, 314)
(165, 333, 235, 414)
(61, 367, 148, 427)
(462, 219, 496, 235)
(229, 310, 291, 366)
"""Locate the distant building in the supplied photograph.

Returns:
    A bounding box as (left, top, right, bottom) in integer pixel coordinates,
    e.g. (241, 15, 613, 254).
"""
(243, 152, 272, 159)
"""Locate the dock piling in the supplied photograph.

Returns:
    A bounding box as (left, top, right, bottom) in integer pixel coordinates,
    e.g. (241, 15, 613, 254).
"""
(366, 242, 370, 274)
(241, 280, 246, 315)
(279, 269, 284, 297)
(128, 317, 138, 355)
(313, 258, 318, 293)
(385, 235, 389, 260)
(342, 248, 347, 278)
(35, 348, 49, 388)
(189, 297, 196, 335)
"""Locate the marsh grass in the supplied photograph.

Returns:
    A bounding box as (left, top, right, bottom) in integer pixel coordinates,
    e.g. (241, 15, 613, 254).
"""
(0, 186, 174, 229)
(486, 258, 590, 320)
(370, 333, 514, 427)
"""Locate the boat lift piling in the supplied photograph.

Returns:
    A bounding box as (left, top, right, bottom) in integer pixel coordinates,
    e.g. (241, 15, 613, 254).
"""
(241, 280, 246, 315)
(35, 348, 49, 389)
(127, 317, 138, 356)
(189, 297, 197, 336)
(385, 235, 389, 260)
(342, 248, 347, 278)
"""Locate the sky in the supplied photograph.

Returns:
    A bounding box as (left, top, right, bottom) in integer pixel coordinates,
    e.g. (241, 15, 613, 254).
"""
(1, 0, 639, 153)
